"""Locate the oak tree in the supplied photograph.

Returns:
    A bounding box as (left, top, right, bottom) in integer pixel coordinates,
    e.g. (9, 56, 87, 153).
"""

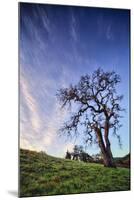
(57, 68, 124, 167)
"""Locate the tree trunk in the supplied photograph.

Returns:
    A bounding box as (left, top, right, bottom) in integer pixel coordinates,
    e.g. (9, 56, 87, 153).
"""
(96, 127, 116, 168)
(104, 121, 116, 167)
(103, 150, 116, 167)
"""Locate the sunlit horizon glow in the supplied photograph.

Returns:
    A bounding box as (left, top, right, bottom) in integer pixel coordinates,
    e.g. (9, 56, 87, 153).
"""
(20, 3, 130, 158)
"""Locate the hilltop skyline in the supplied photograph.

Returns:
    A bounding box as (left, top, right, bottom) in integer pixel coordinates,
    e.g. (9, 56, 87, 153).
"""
(20, 3, 130, 157)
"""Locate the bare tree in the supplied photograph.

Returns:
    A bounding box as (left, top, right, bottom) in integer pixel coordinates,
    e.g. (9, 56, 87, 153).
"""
(57, 68, 124, 167)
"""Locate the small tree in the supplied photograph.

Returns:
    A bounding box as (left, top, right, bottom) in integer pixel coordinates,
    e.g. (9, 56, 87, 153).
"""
(65, 150, 71, 159)
(57, 68, 124, 167)
(72, 145, 80, 160)
(73, 145, 83, 154)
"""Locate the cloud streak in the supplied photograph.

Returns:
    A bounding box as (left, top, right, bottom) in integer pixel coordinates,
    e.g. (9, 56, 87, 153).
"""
(106, 24, 114, 40)
(20, 66, 71, 156)
(20, 72, 42, 135)
(70, 11, 78, 42)
(97, 14, 114, 41)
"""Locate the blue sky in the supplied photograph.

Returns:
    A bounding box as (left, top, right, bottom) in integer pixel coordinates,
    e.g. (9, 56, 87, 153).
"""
(20, 3, 130, 157)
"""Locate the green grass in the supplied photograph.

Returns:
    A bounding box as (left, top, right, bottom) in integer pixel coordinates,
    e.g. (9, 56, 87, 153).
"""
(19, 149, 130, 197)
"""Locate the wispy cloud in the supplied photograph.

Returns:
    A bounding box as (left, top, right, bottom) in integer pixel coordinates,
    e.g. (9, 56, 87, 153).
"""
(106, 24, 114, 40)
(36, 5, 51, 34)
(20, 66, 70, 156)
(70, 11, 78, 42)
(20, 72, 42, 134)
(97, 14, 114, 41)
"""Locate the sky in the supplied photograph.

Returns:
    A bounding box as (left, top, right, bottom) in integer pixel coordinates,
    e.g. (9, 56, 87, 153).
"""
(20, 3, 130, 158)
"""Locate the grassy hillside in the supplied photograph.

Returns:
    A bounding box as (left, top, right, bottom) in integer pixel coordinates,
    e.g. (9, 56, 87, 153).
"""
(19, 149, 130, 197)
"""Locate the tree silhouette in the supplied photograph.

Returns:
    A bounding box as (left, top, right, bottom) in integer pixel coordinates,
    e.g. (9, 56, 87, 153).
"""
(72, 145, 79, 160)
(65, 150, 71, 159)
(57, 68, 124, 167)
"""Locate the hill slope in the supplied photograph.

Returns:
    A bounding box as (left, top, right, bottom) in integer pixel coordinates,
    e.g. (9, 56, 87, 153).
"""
(19, 149, 130, 197)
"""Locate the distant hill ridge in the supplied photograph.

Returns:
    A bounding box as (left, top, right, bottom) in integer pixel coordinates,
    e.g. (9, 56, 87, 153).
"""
(114, 153, 130, 168)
